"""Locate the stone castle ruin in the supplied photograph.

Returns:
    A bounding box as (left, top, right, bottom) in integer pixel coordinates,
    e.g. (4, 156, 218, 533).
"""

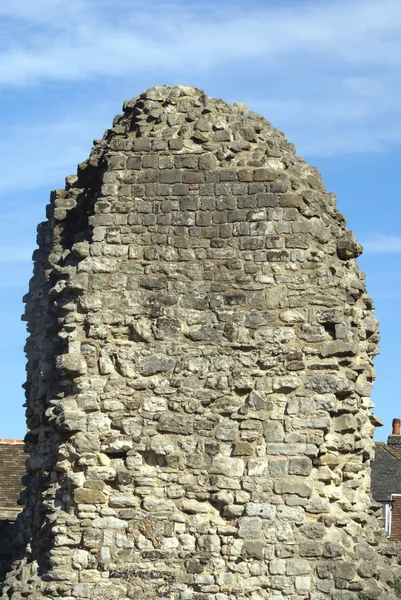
(2, 85, 399, 599)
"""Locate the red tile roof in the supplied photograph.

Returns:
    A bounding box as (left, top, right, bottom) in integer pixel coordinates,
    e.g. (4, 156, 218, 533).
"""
(0, 440, 26, 512)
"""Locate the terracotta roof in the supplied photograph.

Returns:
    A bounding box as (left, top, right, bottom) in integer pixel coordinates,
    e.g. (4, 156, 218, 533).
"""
(0, 440, 26, 518)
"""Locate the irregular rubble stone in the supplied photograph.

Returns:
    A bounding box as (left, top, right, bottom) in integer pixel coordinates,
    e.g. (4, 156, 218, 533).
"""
(3, 85, 400, 600)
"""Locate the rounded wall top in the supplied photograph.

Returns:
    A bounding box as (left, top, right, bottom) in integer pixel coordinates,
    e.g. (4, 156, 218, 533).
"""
(109, 84, 299, 172)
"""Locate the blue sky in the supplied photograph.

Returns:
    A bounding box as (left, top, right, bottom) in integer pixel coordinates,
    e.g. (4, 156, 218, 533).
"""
(1, 0, 400, 441)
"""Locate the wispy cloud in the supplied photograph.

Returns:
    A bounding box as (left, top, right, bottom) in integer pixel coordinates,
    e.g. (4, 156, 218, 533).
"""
(1, 0, 401, 85)
(247, 72, 401, 156)
(362, 234, 401, 254)
(0, 109, 112, 195)
(0, 0, 400, 161)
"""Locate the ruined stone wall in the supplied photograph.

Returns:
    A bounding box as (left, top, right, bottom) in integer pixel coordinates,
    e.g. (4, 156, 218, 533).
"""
(2, 86, 399, 600)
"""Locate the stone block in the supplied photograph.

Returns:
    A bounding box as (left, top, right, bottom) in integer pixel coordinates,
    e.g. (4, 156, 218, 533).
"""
(92, 517, 127, 529)
(211, 457, 245, 477)
(263, 421, 284, 443)
(288, 457, 312, 476)
(159, 169, 182, 183)
(287, 558, 311, 575)
(275, 478, 312, 498)
(158, 414, 194, 435)
(238, 517, 263, 539)
(245, 503, 276, 519)
(56, 353, 87, 375)
(333, 414, 358, 433)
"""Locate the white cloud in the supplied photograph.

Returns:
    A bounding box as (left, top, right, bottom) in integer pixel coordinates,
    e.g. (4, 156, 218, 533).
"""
(0, 0, 399, 186)
(0, 109, 113, 195)
(0, 0, 401, 85)
(246, 72, 401, 156)
(362, 234, 401, 254)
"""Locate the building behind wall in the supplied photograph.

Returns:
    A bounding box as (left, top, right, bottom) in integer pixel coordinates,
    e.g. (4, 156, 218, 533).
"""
(371, 419, 401, 540)
(0, 440, 25, 581)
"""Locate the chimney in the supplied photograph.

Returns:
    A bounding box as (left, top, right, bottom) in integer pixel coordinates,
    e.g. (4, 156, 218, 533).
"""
(387, 418, 401, 459)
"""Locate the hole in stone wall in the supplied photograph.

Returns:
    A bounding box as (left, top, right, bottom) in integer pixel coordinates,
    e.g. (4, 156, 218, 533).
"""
(110, 419, 124, 432)
(323, 323, 336, 339)
(140, 451, 167, 468)
(60, 192, 96, 252)
(104, 451, 127, 460)
(232, 345, 258, 353)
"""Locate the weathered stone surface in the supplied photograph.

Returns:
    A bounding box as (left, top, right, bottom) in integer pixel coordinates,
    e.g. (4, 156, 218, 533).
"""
(3, 85, 399, 600)
(74, 488, 107, 504)
(337, 231, 363, 260)
(56, 353, 87, 375)
(211, 456, 245, 477)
